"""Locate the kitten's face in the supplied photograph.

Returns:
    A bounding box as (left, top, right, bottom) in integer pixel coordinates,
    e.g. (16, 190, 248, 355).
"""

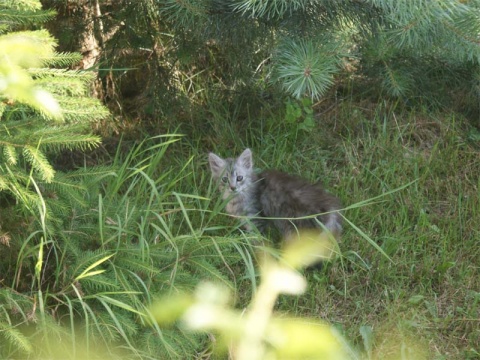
(208, 148, 253, 197)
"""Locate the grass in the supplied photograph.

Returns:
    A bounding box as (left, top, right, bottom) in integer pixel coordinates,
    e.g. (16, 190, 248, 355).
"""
(284, 105, 478, 359)
(0, 134, 250, 358)
(1, 98, 479, 359)
(179, 99, 479, 359)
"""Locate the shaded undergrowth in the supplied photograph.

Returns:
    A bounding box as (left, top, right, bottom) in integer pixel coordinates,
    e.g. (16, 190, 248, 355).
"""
(0, 135, 257, 359)
(1, 100, 479, 359)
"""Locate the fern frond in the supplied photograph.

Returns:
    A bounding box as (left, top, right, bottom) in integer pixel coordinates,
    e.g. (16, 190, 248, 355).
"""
(185, 256, 232, 288)
(80, 275, 120, 293)
(0, 165, 40, 209)
(0, 289, 33, 320)
(71, 251, 116, 283)
(43, 175, 88, 208)
(64, 166, 117, 181)
(115, 251, 161, 275)
(96, 300, 138, 340)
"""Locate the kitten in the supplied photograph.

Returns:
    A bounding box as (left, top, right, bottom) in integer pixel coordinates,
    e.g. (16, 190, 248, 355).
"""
(208, 148, 342, 240)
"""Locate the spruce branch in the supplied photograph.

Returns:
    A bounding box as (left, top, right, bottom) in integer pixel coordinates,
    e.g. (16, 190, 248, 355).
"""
(380, 62, 413, 97)
(3, 145, 17, 165)
(41, 52, 84, 67)
(158, 0, 208, 28)
(23, 146, 55, 182)
(0, 9, 56, 29)
(34, 76, 89, 97)
(0, 165, 39, 209)
(34, 133, 101, 152)
(0, 0, 43, 12)
(58, 97, 110, 123)
(0, 30, 57, 68)
(0, 322, 33, 355)
(233, 0, 309, 20)
(30, 68, 95, 82)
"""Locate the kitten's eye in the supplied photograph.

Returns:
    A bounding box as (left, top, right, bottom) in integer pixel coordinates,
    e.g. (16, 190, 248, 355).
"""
(221, 176, 228, 183)
(236, 176, 243, 182)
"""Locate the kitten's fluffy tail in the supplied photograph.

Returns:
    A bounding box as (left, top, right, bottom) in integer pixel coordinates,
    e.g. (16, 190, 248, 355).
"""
(324, 210, 342, 239)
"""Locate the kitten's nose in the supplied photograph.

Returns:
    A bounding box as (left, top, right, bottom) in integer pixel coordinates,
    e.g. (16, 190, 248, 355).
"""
(230, 185, 236, 191)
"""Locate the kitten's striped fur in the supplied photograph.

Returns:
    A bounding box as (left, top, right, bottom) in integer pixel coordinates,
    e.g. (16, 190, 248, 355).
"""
(208, 148, 342, 240)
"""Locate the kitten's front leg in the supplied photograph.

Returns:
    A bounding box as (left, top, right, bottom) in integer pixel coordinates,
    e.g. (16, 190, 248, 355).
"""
(240, 212, 266, 234)
(240, 215, 256, 232)
(250, 214, 269, 235)
(242, 223, 253, 232)
(241, 215, 269, 247)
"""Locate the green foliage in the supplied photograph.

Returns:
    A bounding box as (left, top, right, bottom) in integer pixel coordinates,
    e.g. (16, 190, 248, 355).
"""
(153, 242, 355, 359)
(233, 0, 310, 20)
(0, 136, 252, 358)
(41, 0, 480, 129)
(2, 101, 478, 358)
(0, 5, 56, 30)
(272, 37, 345, 99)
(284, 98, 315, 131)
(101, 0, 479, 121)
(0, 1, 108, 220)
(2, 1, 478, 358)
(202, 101, 480, 358)
(359, 0, 480, 107)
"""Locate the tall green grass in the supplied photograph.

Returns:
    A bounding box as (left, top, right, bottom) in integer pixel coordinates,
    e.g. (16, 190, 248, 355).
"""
(179, 98, 479, 359)
(1, 100, 478, 359)
(253, 104, 479, 360)
(0, 135, 257, 359)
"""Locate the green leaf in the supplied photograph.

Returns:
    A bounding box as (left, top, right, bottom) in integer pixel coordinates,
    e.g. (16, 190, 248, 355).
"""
(75, 253, 115, 281)
(359, 325, 374, 359)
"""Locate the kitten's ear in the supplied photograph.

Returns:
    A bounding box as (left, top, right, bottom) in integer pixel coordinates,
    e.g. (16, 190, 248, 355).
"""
(237, 148, 253, 170)
(208, 152, 226, 179)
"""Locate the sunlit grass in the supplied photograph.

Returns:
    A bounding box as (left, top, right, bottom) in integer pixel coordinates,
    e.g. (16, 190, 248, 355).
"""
(1, 99, 478, 359)
(259, 104, 480, 359)
(188, 99, 479, 358)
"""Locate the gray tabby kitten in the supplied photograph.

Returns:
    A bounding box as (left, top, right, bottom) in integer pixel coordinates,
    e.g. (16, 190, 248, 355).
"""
(208, 148, 342, 240)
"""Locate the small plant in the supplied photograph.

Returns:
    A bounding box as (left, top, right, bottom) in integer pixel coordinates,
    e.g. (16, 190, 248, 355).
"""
(284, 97, 315, 131)
(152, 230, 356, 359)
